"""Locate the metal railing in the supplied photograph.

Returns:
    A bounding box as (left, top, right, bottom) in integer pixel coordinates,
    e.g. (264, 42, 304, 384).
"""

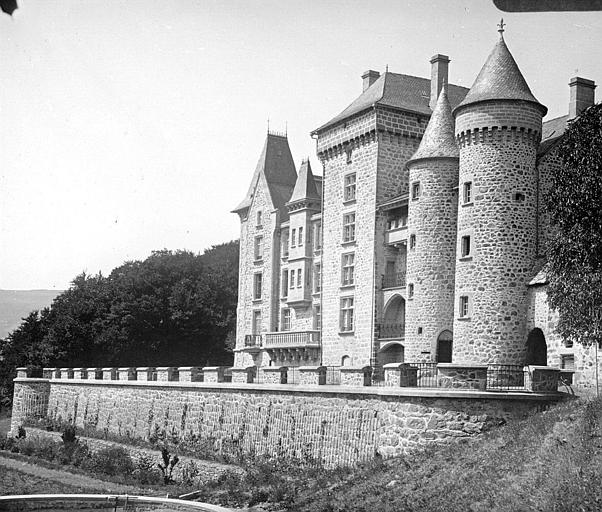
(376, 322, 405, 339)
(264, 330, 321, 348)
(324, 366, 341, 385)
(382, 271, 406, 289)
(486, 364, 527, 390)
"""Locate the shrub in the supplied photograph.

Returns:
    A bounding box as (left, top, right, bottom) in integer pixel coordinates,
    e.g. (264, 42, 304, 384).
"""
(16, 436, 60, 461)
(61, 424, 77, 444)
(82, 446, 134, 476)
(134, 452, 162, 485)
(158, 446, 180, 484)
(16, 426, 26, 439)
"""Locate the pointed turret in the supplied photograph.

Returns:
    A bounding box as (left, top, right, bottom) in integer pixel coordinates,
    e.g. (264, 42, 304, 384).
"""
(287, 159, 319, 207)
(454, 27, 547, 116)
(408, 84, 458, 163)
(232, 132, 297, 215)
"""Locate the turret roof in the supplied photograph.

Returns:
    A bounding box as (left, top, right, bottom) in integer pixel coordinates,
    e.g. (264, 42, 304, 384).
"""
(232, 133, 297, 213)
(454, 32, 547, 115)
(288, 159, 319, 205)
(408, 84, 458, 163)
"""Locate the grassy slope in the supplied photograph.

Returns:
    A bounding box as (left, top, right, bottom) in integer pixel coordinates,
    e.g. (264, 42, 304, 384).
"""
(285, 397, 602, 512)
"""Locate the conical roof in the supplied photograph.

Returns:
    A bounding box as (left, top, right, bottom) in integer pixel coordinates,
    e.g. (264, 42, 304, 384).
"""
(408, 84, 458, 163)
(288, 159, 319, 205)
(454, 32, 547, 115)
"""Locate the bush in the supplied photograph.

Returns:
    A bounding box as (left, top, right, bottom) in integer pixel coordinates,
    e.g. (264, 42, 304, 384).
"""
(61, 424, 77, 444)
(134, 452, 162, 485)
(16, 436, 60, 461)
(82, 446, 134, 476)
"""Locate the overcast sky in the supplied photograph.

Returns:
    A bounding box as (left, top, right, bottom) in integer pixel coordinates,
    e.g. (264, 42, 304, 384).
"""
(1, 0, 600, 290)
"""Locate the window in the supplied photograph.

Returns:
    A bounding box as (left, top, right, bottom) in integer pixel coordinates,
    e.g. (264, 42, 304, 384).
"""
(514, 192, 526, 202)
(291, 229, 296, 248)
(297, 268, 302, 288)
(290, 270, 295, 289)
(461, 235, 471, 258)
(298, 227, 304, 246)
(463, 182, 472, 204)
(313, 223, 322, 251)
(252, 311, 262, 334)
(409, 234, 416, 250)
(561, 354, 575, 370)
(282, 309, 291, 331)
(344, 173, 356, 202)
(411, 181, 421, 200)
(253, 273, 263, 300)
(282, 270, 288, 297)
(254, 236, 263, 261)
(314, 305, 321, 330)
(343, 212, 356, 242)
(282, 231, 289, 258)
(459, 296, 469, 318)
(314, 263, 321, 293)
(342, 253, 355, 286)
(256, 210, 263, 227)
(408, 283, 414, 299)
(340, 297, 354, 332)
(346, 146, 352, 164)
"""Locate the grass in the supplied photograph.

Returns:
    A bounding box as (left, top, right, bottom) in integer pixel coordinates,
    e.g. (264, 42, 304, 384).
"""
(0, 465, 96, 495)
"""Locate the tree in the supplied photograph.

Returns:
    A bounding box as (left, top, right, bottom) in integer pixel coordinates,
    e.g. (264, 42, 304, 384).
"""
(545, 103, 602, 345)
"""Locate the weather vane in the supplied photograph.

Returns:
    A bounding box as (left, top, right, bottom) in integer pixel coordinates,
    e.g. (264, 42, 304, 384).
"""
(498, 18, 506, 34)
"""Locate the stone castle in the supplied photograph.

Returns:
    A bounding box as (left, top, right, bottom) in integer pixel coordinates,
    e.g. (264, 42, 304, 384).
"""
(232, 25, 598, 387)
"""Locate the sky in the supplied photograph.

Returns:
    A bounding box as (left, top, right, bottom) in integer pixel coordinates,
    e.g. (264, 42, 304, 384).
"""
(0, 0, 601, 290)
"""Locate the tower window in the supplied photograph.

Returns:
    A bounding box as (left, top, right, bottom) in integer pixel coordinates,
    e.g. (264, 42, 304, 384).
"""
(313, 222, 322, 251)
(314, 263, 321, 293)
(343, 213, 356, 242)
(342, 253, 355, 286)
(291, 229, 296, 248)
(254, 236, 264, 261)
(282, 309, 291, 331)
(253, 273, 263, 300)
(282, 270, 288, 297)
(256, 210, 263, 227)
(297, 268, 302, 288)
(298, 227, 304, 246)
(514, 192, 526, 202)
(463, 182, 472, 204)
(409, 234, 416, 250)
(252, 310, 262, 334)
(461, 235, 471, 258)
(411, 182, 421, 200)
(408, 283, 414, 298)
(282, 231, 289, 258)
(459, 296, 469, 318)
(340, 297, 354, 332)
(344, 173, 357, 202)
(346, 146, 353, 164)
(290, 270, 295, 289)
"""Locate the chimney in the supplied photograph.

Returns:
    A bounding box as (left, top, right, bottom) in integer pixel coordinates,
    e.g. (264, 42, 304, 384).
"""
(569, 77, 596, 119)
(430, 54, 450, 110)
(362, 70, 380, 92)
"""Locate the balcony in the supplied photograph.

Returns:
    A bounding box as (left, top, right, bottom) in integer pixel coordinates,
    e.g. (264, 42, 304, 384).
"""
(264, 330, 321, 348)
(264, 331, 321, 366)
(243, 334, 262, 353)
(376, 322, 405, 339)
(382, 271, 406, 289)
(385, 217, 408, 246)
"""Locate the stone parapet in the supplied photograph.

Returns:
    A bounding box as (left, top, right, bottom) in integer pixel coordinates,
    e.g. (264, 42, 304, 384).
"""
(102, 367, 117, 381)
(179, 367, 203, 383)
(156, 367, 179, 382)
(136, 367, 156, 382)
(298, 366, 326, 386)
(340, 366, 372, 387)
(202, 366, 230, 383)
(117, 367, 137, 381)
(437, 364, 488, 390)
(384, 363, 418, 387)
(16, 368, 28, 379)
(261, 367, 287, 385)
(43, 368, 56, 379)
(525, 366, 560, 392)
(73, 368, 88, 380)
(231, 367, 256, 384)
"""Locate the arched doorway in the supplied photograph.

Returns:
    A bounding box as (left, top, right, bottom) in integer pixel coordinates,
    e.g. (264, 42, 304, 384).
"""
(380, 295, 406, 339)
(436, 330, 453, 363)
(526, 328, 547, 366)
(377, 342, 405, 366)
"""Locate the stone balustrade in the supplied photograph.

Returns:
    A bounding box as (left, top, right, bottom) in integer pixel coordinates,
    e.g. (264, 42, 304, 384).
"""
(11, 363, 561, 394)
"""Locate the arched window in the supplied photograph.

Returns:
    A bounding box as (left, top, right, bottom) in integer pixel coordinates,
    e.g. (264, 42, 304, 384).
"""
(377, 343, 404, 365)
(526, 328, 547, 366)
(437, 330, 453, 363)
(341, 355, 350, 367)
(380, 295, 406, 339)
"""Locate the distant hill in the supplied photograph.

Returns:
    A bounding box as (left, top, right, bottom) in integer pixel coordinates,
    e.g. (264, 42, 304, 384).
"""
(0, 290, 62, 339)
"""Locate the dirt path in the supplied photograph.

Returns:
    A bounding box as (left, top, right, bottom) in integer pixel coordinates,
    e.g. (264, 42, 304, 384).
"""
(0, 454, 155, 495)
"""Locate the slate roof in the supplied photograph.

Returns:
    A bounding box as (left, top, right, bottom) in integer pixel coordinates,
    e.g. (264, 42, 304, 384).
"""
(288, 159, 319, 205)
(455, 34, 547, 115)
(313, 72, 469, 133)
(539, 115, 569, 156)
(408, 84, 458, 163)
(232, 133, 297, 213)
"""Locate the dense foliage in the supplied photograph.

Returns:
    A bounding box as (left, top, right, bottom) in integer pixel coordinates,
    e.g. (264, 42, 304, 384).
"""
(0, 241, 239, 401)
(546, 103, 602, 346)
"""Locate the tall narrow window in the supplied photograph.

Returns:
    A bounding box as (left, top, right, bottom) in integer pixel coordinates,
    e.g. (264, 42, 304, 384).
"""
(411, 181, 421, 200)
(342, 253, 355, 286)
(314, 263, 322, 293)
(344, 173, 357, 202)
(340, 297, 354, 332)
(290, 270, 295, 289)
(282, 309, 291, 331)
(459, 296, 469, 318)
(282, 270, 289, 297)
(252, 311, 262, 334)
(343, 213, 356, 242)
(253, 273, 263, 300)
(409, 234, 416, 250)
(461, 235, 471, 258)
(291, 229, 296, 248)
(408, 283, 414, 299)
(254, 236, 263, 261)
(298, 227, 304, 246)
(313, 305, 322, 330)
(282, 231, 289, 258)
(256, 210, 263, 227)
(463, 182, 472, 204)
(313, 222, 322, 251)
(297, 268, 302, 288)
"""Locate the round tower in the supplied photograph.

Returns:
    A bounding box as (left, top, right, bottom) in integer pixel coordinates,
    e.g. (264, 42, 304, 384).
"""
(452, 25, 547, 364)
(405, 84, 459, 362)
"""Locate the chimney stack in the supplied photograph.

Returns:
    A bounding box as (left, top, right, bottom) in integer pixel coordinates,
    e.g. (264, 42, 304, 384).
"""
(430, 54, 450, 110)
(362, 70, 380, 92)
(568, 77, 596, 119)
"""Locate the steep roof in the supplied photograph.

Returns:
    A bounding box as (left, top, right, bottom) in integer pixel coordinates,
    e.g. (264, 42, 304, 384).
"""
(539, 114, 569, 156)
(455, 32, 547, 115)
(408, 84, 458, 163)
(313, 72, 469, 133)
(288, 159, 319, 205)
(232, 133, 297, 213)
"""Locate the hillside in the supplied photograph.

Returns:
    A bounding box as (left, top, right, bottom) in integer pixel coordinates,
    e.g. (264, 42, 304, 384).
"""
(0, 290, 62, 339)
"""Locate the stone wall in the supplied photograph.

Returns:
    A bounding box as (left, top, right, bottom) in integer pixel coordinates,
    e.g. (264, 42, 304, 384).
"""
(11, 378, 558, 468)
